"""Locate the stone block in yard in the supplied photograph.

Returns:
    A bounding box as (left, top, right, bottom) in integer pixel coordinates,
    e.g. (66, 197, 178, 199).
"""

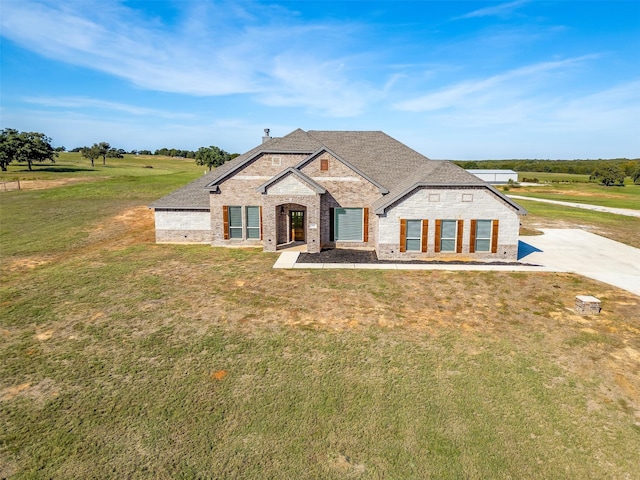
(575, 295, 601, 315)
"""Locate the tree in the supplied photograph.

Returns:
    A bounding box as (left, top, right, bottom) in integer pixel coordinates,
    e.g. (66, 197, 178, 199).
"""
(0, 128, 20, 171)
(80, 146, 100, 167)
(107, 147, 124, 159)
(0, 128, 57, 171)
(195, 146, 231, 171)
(621, 160, 638, 177)
(590, 164, 626, 186)
(95, 142, 110, 165)
(632, 165, 640, 185)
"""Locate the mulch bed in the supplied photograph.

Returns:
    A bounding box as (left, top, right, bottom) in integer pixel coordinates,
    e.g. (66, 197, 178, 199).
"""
(297, 248, 532, 265)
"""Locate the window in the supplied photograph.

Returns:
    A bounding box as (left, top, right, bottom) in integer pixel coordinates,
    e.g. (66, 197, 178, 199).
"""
(405, 220, 422, 251)
(246, 206, 261, 239)
(440, 220, 457, 251)
(470, 219, 499, 253)
(435, 219, 463, 253)
(399, 219, 428, 252)
(228, 206, 243, 239)
(334, 208, 363, 241)
(474, 220, 492, 252)
(320, 158, 329, 171)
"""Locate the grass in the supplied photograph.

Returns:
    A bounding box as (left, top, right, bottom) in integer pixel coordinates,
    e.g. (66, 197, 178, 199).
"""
(0, 152, 202, 181)
(507, 177, 640, 210)
(1, 160, 640, 479)
(515, 197, 640, 249)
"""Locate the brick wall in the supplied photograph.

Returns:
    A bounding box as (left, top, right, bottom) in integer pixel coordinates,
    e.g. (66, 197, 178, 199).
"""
(210, 151, 381, 252)
(300, 152, 380, 249)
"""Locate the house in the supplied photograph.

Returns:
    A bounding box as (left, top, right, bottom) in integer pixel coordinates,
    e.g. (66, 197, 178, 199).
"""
(150, 129, 526, 260)
(466, 169, 519, 184)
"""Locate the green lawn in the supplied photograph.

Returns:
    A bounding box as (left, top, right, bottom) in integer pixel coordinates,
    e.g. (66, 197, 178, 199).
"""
(1, 160, 639, 479)
(507, 178, 640, 210)
(0, 152, 203, 181)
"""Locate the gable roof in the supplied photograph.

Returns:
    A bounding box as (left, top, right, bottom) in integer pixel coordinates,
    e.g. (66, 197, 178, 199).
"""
(205, 129, 321, 190)
(256, 167, 327, 194)
(150, 129, 525, 215)
(306, 130, 431, 192)
(294, 147, 389, 194)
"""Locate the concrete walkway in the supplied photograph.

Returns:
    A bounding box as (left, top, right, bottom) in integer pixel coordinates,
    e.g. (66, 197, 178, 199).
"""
(273, 251, 301, 268)
(508, 195, 640, 218)
(273, 229, 640, 296)
(274, 252, 560, 272)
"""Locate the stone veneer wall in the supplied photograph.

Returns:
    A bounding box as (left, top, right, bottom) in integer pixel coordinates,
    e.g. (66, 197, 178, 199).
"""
(376, 187, 520, 260)
(154, 210, 212, 243)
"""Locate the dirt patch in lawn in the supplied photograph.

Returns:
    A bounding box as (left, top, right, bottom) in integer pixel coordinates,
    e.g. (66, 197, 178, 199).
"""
(4, 206, 154, 274)
(0, 379, 59, 406)
(85, 205, 155, 248)
(13, 178, 97, 191)
(7, 256, 52, 272)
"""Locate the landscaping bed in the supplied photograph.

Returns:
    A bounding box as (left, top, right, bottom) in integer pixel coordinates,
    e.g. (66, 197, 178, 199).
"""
(297, 248, 529, 265)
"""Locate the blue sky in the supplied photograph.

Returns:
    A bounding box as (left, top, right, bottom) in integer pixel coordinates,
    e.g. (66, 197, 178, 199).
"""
(1, 0, 639, 159)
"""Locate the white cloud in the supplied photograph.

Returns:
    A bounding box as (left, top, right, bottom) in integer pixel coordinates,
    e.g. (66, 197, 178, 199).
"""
(394, 56, 597, 113)
(456, 0, 531, 20)
(22, 97, 193, 119)
(0, 0, 379, 117)
(548, 80, 640, 133)
(257, 55, 380, 117)
(392, 77, 640, 159)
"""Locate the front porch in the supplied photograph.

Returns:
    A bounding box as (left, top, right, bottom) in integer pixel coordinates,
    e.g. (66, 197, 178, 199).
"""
(276, 240, 307, 252)
(261, 197, 321, 254)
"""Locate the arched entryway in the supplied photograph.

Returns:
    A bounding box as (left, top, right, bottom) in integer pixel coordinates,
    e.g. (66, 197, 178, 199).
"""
(277, 203, 307, 247)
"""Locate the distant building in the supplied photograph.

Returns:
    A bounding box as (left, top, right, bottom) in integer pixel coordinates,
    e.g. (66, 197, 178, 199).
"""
(466, 169, 518, 184)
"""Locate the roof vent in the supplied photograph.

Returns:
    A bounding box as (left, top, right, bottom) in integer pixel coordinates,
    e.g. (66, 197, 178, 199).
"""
(262, 128, 271, 144)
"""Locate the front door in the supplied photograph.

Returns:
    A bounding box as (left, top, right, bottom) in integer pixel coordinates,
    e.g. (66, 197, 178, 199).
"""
(290, 211, 305, 242)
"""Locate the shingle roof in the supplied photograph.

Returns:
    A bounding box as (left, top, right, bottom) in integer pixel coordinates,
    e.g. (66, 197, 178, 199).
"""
(148, 171, 215, 209)
(307, 130, 432, 191)
(150, 129, 525, 215)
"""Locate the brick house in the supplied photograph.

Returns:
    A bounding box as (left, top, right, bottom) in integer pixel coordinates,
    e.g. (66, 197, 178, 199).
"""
(150, 129, 526, 260)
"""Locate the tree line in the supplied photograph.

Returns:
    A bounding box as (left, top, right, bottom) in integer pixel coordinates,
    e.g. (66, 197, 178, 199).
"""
(2, 127, 638, 183)
(1, 128, 240, 172)
(454, 158, 639, 175)
(453, 158, 640, 186)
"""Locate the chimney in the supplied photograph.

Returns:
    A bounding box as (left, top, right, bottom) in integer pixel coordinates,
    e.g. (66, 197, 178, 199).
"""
(262, 128, 271, 144)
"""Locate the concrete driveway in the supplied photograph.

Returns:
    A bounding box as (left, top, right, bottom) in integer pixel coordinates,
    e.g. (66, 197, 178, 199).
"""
(519, 229, 640, 296)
